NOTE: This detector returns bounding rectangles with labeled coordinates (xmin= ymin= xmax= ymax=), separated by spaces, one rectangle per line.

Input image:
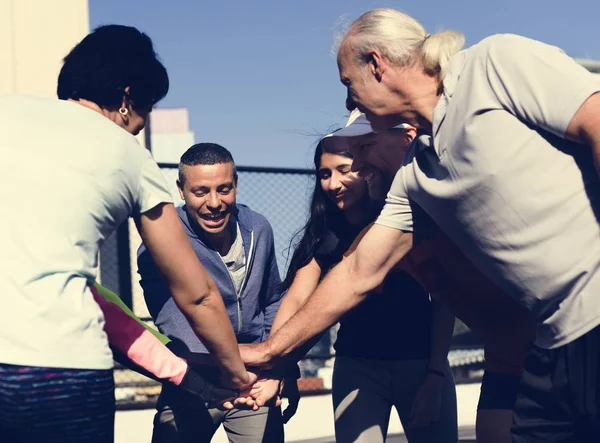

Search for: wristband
xmin=427 ymin=368 xmax=445 ymax=378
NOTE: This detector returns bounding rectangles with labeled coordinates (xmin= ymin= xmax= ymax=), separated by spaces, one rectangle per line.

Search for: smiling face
xmin=177 ymin=162 xmax=237 ymax=240
xmin=318 ymin=152 xmax=367 ymax=211
xmin=347 ymin=128 xmax=416 ymax=200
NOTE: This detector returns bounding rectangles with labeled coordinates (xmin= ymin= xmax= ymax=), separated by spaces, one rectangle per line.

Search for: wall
xmin=0 ymin=0 xmax=89 ymax=98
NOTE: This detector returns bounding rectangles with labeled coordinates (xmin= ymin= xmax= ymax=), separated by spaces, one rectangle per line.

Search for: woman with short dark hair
xmin=0 ymin=25 xmax=249 ymax=443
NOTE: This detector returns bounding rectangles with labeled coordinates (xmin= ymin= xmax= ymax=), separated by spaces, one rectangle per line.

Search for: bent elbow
xmin=172 ymin=280 xmax=214 ymax=313
xmin=345 ymin=258 xmax=387 ymax=296
xmin=189 ymin=284 xmax=214 ymax=308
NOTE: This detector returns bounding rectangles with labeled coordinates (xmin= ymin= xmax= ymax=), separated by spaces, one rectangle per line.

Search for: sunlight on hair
xmin=337 ymin=8 xmax=464 ymax=81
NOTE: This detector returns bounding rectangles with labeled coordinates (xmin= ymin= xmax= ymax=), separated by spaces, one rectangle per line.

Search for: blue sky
xmin=90 ymin=0 xmax=600 ymax=168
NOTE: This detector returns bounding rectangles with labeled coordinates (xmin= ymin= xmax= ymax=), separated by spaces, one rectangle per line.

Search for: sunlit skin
xmin=337 ymin=40 xmax=440 ymax=134
xmin=347 ymin=128 xmax=417 ymax=200
xmin=177 ymin=162 xmax=237 ymax=255
xmin=319 ymin=152 xmax=368 ymax=216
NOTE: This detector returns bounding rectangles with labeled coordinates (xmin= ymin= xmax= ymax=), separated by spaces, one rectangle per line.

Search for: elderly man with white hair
xmin=241 ymin=8 xmax=600 ymax=443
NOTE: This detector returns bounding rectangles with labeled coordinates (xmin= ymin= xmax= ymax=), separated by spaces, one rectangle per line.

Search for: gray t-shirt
xmin=221 ymin=223 xmax=246 ymax=296
xmin=376 ymin=34 xmax=600 ymax=349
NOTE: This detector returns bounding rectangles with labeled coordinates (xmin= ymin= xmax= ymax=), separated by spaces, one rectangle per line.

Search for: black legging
xmin=0 ymin=363 xmax=115 ymax=443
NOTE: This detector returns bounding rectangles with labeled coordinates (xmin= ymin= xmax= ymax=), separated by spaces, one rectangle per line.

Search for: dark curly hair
xmin=57 ymin=24 xmax=169 ymax=110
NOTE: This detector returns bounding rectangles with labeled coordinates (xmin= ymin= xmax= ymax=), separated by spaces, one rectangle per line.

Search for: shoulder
xmin=60 ymin=98 xmax=143 ymax=152
xmin=469 ymin=33 xmax=563 ymax=66
xmin=470 ymin=34 xmax=530 ymax=55
xmin=7 ymin=96 xmax=141 ymax=155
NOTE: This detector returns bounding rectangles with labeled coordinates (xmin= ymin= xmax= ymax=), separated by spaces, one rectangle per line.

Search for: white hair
xmin=338 ymin=8 xmax=465 ymax=81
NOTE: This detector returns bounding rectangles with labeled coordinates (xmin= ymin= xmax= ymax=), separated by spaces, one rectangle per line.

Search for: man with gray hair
xmin=241 ymin=8 xmax=600 ymax=443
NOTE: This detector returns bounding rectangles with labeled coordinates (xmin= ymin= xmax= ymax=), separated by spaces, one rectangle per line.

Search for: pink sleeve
xmin=92 ymin=286 xmax=187 ymax=385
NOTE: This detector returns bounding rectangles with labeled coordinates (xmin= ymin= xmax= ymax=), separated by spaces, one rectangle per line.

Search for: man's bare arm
xmin=566 ymin=91 xmax=600 ymax=176
xmin=262 ymin=224 xmax=413 ymax=362
xmin=138 ymin=203 xmax=248 ymax=388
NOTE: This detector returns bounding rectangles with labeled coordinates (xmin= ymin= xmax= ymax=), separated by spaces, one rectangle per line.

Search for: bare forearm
xmin=266 ymin=227 xmax=413 ymax=361
xmin=241 ymin=227 xmax=413 ymax=369
xmin=428 ymin=299 xmax=455 ymax=372
xmin=272 ymin=259 xmax=321 ymax=334
xmin=139 ymin=204 xmax=248 ymax=388
xmin=271 ymin=294 xmax=303 ymax=334
xmin=266 ymin=260 xmax=371 ymax=361
xmin=172 ymin=283 xmax=247 ymax=387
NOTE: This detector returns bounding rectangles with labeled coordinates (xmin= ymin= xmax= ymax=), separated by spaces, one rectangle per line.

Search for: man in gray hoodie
xmin=138 ymin=143 xmax=290 ymax=443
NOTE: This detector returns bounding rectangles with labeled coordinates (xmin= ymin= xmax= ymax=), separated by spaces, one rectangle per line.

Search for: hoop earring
xmin=119 ymin=107 xmax=129 ymax=116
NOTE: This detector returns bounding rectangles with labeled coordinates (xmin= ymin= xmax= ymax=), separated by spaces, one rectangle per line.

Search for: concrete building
xmin=0 ymin=0 xmax=89 ymax=98
xmin=150 ymin=107 xmax=196 ymax=163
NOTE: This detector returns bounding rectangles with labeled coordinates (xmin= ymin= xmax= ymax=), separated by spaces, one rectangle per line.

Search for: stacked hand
xmin=225 ymin=375 xmax=300 ymax=422
xmin=228 ymin=377 xmax=283 ymax=410
xmin=217 ymin=342 xmax=300 ymax=422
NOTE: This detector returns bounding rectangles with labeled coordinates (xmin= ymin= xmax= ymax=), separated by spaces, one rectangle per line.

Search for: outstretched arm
xmin=138 ymin=203 xmax=249 ymax=389
xmin=270 ymin=259 xmax=321 ymax=334
xmin=243 ymin=224 xmax=414 ymax=366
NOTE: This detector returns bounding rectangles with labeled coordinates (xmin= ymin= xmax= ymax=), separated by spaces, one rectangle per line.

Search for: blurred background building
xmin=0 ymin=0 xmax=89 ymax=98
